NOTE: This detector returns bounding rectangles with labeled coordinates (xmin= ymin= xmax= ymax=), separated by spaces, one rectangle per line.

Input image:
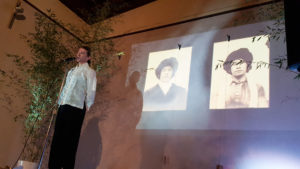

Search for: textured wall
xmin=2 ymin=1 xmax=299 ymax=169
xmin=0 ymin=1 xmax=36 ymax=167
xmin=25 ymin=0 xmax=272 ymax=38
xmin=107 ymin=0 xmax=272 ymax=37
xmin=74 ymin=1 xmax=300 ymax=169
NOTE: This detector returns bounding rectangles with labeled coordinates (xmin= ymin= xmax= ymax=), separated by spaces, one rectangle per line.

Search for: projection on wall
xmin=127 ymin=19 xmax=300 ymax=130
xmin=143 ymin=47 xmax=192 ymax=111
xmin=210 ymin=36 xmax=270 ymax=109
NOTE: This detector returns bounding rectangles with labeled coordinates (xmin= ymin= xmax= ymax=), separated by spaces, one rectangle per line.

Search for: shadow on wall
xmin=74 ymin=78 xmax=112 ymax=169
xmin=121 ymin=71 xmax=144 ymax=131
xmin=75 ymin=71 xmax=143 ymax=169
xmin=75 ymin=116 xmax=102 ymax=169
xmin=100 ymin=71 xmax=143 ymax=169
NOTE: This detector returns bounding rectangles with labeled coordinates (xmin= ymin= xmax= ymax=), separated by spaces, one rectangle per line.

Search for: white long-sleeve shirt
xmin=58 ymin=63 xmax=97 ymax=110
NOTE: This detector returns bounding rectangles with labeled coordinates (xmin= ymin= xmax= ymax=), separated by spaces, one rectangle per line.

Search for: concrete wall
xmin=74 ymin=1 xmax=300 ymax=169
xmin=107 ymin=0 xmax=271 ymax=37
xmin=3 ymin=1 xmax=299 ymax=169
xmin=26 ymin=0 xmax=272 ymax=38
xmin=0 ymin=1 xmax=35 ymax=167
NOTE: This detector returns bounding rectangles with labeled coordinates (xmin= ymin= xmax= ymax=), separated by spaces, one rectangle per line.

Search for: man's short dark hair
xmin=155 ymin=57 xmax=178 ymax=79
xmin=223 ymin=48 xmax=253 ymax=74
xmin=80 ymin=46 xmax=91 ymax=56
xmin=80 ymin=46 xmax=91 ymax=65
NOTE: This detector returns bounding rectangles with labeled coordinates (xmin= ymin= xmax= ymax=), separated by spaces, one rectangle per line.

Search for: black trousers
xmin=48 ymin=104 xmax=85 ymax=169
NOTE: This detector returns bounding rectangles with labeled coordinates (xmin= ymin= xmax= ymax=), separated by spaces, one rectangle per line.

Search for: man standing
xmin=48 ymin=46 xmax=97 ymax=169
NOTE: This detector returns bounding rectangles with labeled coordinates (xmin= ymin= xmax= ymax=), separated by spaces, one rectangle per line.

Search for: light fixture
xmin=8 ymin=0 xmax=26 ymax=29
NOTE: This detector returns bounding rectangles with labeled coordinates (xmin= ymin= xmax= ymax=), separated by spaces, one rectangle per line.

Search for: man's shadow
xmin=75 ymin=116 xmax=102 ymax=169
xmin=75 ymin=71 xmax=143 ymax=169
xmin=122 ymin=71 xmax=144 ymax=130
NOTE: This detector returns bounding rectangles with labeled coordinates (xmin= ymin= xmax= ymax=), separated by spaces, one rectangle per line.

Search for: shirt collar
xmin=77 ymin=62 xmax=89 ymax=69
xmin=231 ymin=76 xmax=247 ymax=85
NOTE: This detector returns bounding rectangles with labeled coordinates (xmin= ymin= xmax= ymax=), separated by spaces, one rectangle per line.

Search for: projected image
xmin=210 ymin=37 xmax=270 ymax=109
xmin=143 ymin=47 xmax=192 ymax=111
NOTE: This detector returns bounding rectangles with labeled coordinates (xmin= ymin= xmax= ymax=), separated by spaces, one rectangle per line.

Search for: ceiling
xmin=59 ymin=0 xmax=156 ymax=25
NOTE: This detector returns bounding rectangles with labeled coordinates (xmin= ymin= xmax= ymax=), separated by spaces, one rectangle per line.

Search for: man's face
xmin=76 ymin=48 xmax=90 ymax=64
xmin=231 ymin=59 xmax=248 ymax=78
xmin=160 ymin=66 xmax=173 ymax=83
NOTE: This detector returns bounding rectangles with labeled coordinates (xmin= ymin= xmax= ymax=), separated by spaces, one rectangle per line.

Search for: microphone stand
xmin=36 ymin=67 xmax=69 ymax=169
xmin=11 ymin=60 xmax=73 ymax=169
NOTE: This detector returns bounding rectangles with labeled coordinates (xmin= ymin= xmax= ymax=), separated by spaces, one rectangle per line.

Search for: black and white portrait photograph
xmin=143 ymin=47 xmax=192 ymax=111
xmin=210 ymin=36 xmax=270 ymax=109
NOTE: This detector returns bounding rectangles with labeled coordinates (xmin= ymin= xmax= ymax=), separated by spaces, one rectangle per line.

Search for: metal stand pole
xmin=11 ymin=67 xmax=69 ymax=169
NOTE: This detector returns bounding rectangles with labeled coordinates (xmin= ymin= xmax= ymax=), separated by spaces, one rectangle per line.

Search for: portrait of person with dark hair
xmin=213 ymin=48 xmax=268 ymax=109
xmin=143 ymin=57 xmax=187 ymax=111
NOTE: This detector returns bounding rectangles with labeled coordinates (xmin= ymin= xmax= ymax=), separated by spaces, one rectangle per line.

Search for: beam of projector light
xmin=237 ymin=151 xmax=300 ymax=169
